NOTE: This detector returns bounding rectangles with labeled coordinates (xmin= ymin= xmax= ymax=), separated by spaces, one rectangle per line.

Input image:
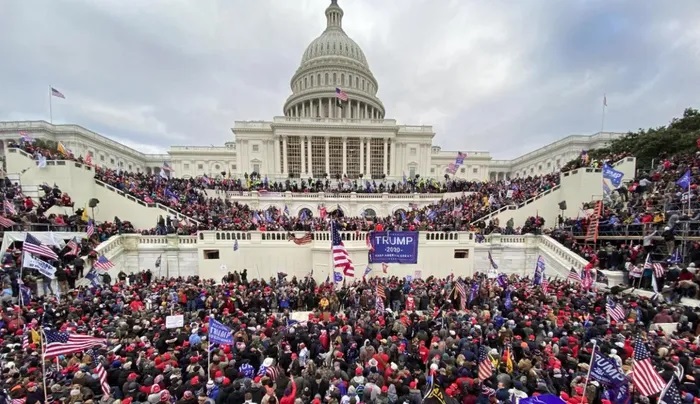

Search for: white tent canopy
xmin=0 ymin=231 xmax=86 ymax=255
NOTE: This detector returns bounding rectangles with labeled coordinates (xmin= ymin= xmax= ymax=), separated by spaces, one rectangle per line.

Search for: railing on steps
xmin=8 ymin=147 xmax=201 ymax=226
xmin=469 ymin=157 xmax=635 ymax=226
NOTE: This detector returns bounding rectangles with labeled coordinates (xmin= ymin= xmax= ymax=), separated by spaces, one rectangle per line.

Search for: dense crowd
xmin=10 ymin=141 xmax=562 ymax=234
xmin=3 ymin=267 xmax=700 ymax=404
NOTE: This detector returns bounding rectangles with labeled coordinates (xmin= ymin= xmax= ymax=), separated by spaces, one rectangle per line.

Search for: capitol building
xmin=0 ymin=0 xmax=622 ymax=182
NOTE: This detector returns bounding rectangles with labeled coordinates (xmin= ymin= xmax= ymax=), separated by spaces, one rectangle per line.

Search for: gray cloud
xmin=1 ymin=0 xmax=698 ymax=159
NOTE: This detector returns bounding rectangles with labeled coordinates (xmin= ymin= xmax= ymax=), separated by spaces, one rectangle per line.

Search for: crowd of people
xmin=3 ymin=268 xmax=700 ymax=404
xmin=2 ymin=141 xmax=700 ymax=403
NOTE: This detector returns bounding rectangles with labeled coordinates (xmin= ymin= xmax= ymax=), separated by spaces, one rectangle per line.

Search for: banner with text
xmin=369 ymin=231 xmax=419 ymax=264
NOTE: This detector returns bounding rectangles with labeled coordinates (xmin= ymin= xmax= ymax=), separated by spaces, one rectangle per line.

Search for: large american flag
xmin=335 ymin=87 xmax=348 ymax=102
xmin=643 ymin=253 xmax=665 ymax=278
xmin=606 ymin=297 xmax=626 ymax=321
xmin=23 ymin=233 xmax=59 ymax=260
xmin=567 ymin=267 xmax=582 ymax=283
xmin=632 ymin=336 xmax=665 ymax=397
xmin=43 ymin=330 xmax=106 ymax=358
xmin=94 ymin=255 xmax=115 ymax=271
xmin=478 ymin=345 xmax=493 ymax=381
xmin=331 ymin=221 xmax=354 ymax=276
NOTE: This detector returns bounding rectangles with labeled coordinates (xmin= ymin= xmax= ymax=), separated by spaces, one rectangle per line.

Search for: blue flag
xmin=497 ymin=273 xmax=508 ymax=288
xmin=504 ymin=288 xmax=512 ymax=310
xmin=602 ymin=164 xmax=624 ymax=188
xmin=208 ymin=318 xmax=233 ymax=345
xmin=533 ymin=256 xmax=545 ymax=285
xmin=677 ymin=170 xmax=691 ymax=190
xmin=333 ymin=271 xmax=343 ymax=283
xmin=589 ymin=349 xmax=630 ymax=404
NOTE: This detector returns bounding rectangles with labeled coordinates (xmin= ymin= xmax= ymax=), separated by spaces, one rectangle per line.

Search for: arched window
xmin=317 ymin=74 xmax=321 ymax=86
xmin=363 ymin=208 xmax=377 ymax=218
xmin=299 ymin=208 xmax=313 ymax=219
xmin=394 ymin=208 xmax=407 ymax=218
xmin=348 ymin=74 xmax=352 ymax=87
xmin=304 ymin=77 xmax=308 ymax=88
xmin=333 ymin=73 xmax=337 ymax=84
xmin=325 ymin=73 xmax=329 ymax=85
xmin=341 ymin=73 xmax=345 ymax=86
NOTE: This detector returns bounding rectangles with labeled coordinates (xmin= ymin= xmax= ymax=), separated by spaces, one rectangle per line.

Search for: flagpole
xmin=600 ymin=94 xmax=607 ymax=132
xmin=40 ymin=329 xmax=49 ymax=403
xmin=49 ymin=86 xmax=53 ymax=124
xmin=580 ymin=339 xmax=597 ymax=401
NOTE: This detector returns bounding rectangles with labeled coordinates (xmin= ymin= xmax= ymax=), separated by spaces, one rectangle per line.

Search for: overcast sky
xmin=1 ymin=0 xmax=698 ymax=158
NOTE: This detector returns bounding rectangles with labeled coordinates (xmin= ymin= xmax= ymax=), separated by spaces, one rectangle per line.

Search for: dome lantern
xmin=325 ymin=0 xmax=344 ymax=31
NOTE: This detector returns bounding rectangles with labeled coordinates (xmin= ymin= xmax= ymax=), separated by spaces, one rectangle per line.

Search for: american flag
xmin=632 ymin=336 xmax=665 ymax=397
xmin=331 ymin=221 xmax=354 ymax=277
xmin=541 ymin=277 xmax=549 ymax=292
xmin=19 ymin=131 xmax=33 ymax=143
xmin=455 ymin=281 xmax=467 ymax=311
xmin=86 ymin=347 xmax=111 ymax=397
xmin=567 ymin=267 xmax=582 ymax=283
xmin=4 ymin=199 xmax=16 ymax=215
xmin=478 ymin=345 xmax=493 ymax=381
xmin=0 ymin=216 xmax=16 ymax=228
xmin=94 ymin=255 xmax=115 ymax=271
xmin=86 ymin=219 xmax=95 ymax=238
xmin=643 ymin=253 xmax=665 ymax=278
xmin=22 ymin=328 xmax=29 ymax=350
xmin=12 ymin=398 xmax=26 ymax=404
xmin=51 ymin=87 xmax=66 ymax=99
xmin=335 ymin=87 xmax=348 ymax=102
xmin=659 ymin=377 xmax=683 ymax=404
xmin=23 ymin=233 xmax=59 ymax=260
xmin=65 ymin=239 xmax=80 ymax=256
xmin=376 ymin=284 xmax=386 ymax=300
xmin=375 ymin=295 xmax=384 ymax=312
xmin=288 ymin=232 xmax=312 ymax=245
xmin=95 ymin=362 xmax=110 ymax=396
xmin=43 ymin=330 xmax=106 ymax=358
xmin=606 ymin=297 xmax=626 ymax=321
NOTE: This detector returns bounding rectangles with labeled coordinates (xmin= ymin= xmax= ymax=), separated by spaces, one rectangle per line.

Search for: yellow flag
xmin=81 ymin=205 xmax=89 ymax=222
xmin=57 ymin=142 xmax=69 ymax=156
xmin=30 ymin=329 xmax=41 ymax=345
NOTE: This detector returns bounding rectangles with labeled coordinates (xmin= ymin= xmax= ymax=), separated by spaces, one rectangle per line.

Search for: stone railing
xmin=470 ymin=156 xmax=634 ymax=225
xmin=207 ymin=189 xmax=465 ymax=205
xmin=8 ymin=148 xmax=201 ymax=225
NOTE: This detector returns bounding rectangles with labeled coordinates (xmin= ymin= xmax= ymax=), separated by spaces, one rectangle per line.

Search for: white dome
xmin=283 ymin=0 xmax=385 ymax=119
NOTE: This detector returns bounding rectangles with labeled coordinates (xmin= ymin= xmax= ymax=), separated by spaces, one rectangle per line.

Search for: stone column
xmin=390 ymin=139 xmax=397 ymax=178
xmin=366 ymin=139 xmax=372 ymax=177
xmin=359 ymin=138 xmax=364 ymax=175
xmin=364 ymin=103 xmax=368 ymax=119
xmin=282 ymin=136 xmax=288 ymax=175
xmin=342 ymin=137 xmax=347 ymax=176
xmin=300 ymin=136 xmax=306 ymax=176
xmin=325 ymin=137 xmax=330 ymax=176
xmin=327 ymin=98 xmax=332 ymax=119
xmin=307 ymin=136 xmax=313 ymax=177
xmin=383 ymin=138 xmax=388 ymax=176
